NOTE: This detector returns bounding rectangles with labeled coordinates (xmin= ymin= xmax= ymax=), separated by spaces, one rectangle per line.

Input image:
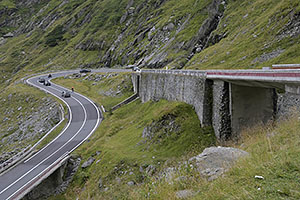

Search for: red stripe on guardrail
xmin=206 ymin=72 xmax=300 ymax=78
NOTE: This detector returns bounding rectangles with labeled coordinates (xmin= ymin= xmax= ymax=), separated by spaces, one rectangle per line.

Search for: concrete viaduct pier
xmin=134 ymin=67 xmax=300 ymax=142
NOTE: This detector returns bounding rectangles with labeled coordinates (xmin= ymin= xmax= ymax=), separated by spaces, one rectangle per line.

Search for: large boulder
xmin=189 ymin=146 xmax=249 ymax=181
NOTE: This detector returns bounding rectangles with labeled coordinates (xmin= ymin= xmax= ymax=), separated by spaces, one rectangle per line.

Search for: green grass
xmin=186 ymin=0 xmax=300 ymax=69
xmin=124 ymin=116 xmax=300 ymax=199
xmin=0 ymin=0 xmax=16 ymax=9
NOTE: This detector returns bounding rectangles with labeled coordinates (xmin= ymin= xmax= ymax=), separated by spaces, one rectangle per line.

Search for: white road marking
xmin=23 ymin=78 xmax=73 ymax=163
xmin=49 ymin=81 xmax=102 ymax=152
xmin=0 ymin=72 xmax=102 ymax=199
xmin=0 ymin=76 xmax=88 ymax=198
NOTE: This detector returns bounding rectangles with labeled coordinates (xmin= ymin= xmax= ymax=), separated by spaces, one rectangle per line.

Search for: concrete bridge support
xmin=137 ymin=71 xmax=281 ymax=142
xmin=212 ymin=81 xmax=277 ymax=141
xmin=230 ymin=84 xmax=277 ymax=138
xmin=212 ymin=80 xmax=231 ymax=141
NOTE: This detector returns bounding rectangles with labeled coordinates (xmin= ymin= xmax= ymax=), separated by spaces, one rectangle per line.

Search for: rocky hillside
xmin=0 ymin=83 xmax=61 ymax=171
xmin=1 ymin=0 xmax=299 ymax=90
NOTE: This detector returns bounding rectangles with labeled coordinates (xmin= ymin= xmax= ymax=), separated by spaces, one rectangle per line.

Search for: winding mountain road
xmin=0 ymin=69 xmax=130 ymax=200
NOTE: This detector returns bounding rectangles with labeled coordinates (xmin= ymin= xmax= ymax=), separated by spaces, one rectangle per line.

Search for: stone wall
xmin=212 ymin=80 xmax=231 ymax=141
xmin=277 ymin=90 xmax=300 ymax=118
xmin=139 ymin=72 xmax=212 ymax=126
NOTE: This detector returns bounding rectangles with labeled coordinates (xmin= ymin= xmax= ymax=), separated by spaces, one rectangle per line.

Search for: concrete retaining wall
xmin=139 ymin=72 xmax=212 ymax=126
xmin=137 ymin=71 xmax=300 ymax=142
xmin=277 ymin=91 xmax=300 ymax=118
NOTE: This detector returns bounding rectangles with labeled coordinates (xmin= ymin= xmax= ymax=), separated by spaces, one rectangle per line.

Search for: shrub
xmin=45 ymin=25 xmax=65 ymax=47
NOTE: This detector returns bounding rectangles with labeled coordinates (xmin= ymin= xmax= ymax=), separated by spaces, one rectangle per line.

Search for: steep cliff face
xmin=0 ymin=0 xmax=50 ymax=35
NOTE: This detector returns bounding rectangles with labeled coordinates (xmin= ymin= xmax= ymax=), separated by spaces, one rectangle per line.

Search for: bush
xmin=45 ymin=25 xmax=65 ymax=47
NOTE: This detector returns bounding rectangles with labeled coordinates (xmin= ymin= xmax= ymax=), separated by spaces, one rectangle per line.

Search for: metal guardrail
xmin=141 ymin=69 xmax=206 ymax=77
xmin=272 ymin=64 xmax=300 ymax=69
xmin=111 ymin=93 xmax=139 ymax=111
xmin=141 ymin=67 xmax=300 ymax=83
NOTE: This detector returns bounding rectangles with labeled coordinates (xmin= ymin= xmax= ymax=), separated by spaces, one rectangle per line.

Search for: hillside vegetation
xmin=0 ymin=83 xmax=62 ymax=167
xmin=0 ymin=0 xmax=299 ymax=91
xmin=0 ymin=0 xmax=299 ymax=199
xmin=52 ymin=73 xmax=300 ymax=199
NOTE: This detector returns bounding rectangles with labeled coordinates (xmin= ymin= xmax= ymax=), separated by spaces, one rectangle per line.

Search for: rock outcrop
xmin=0 ymin=0 xmax=227 ymax=71
xmin=0 ymin=95 xmax=61 ymax=168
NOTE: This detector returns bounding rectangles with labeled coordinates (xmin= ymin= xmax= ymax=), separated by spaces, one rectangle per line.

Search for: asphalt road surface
xmin=0 ymin=69 xmax=130 ymax=200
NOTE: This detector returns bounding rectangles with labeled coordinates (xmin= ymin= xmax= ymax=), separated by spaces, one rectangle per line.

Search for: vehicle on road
xmin=48 ymin=74 xmax=52 ymax=78
xmin=80 ymin=69 xmax=91 ymax=73
xmin=62 ymin=91 xmax=71 ymax=98
xmin=132 ymin=66 xmax=141 ymax=72
xmin=38 ymin=78 xmax=45 ymax=83
xmin=44 ymin=81 xmax=51 ymax=86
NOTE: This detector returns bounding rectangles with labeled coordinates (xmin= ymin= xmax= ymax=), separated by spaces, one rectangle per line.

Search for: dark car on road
xmin=62 ymin=91 xmax=71 ymax=98
xmin=44 ymin=81 xmax=51 ymax=86
xmin=132 ymin=67 xmax=141 ymax=72
xmin=80 ymin=69 xmax=91 ymax=73
xmin=38 ymin=78 xmax=46 ymax=83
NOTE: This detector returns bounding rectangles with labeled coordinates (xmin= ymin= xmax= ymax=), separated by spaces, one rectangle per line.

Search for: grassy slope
xmin=128 ymin=116 xmax=300 ymax=199
xmin=191 ymin=117 xmax=300 ymax=199
xmin=51 ymin=73 xmax=215 ymax=199
xmin=186 ymin=0 xmax=300 ymax=69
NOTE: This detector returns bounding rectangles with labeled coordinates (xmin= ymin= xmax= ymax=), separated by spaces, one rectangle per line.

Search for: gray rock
xmin=148 ymin=26 xmax=156 ymax=40
xmin=163 ymin=23 xmax=175 ymax=31
xmin=127 ymin=181 xmax=135 ymax=186
xmin=251 ymin=49 xmax=285 ymax=64
xmin=98 ymin=177 xmax=103 ymax=189
xmin=81 ymin=157 xmax=95 ymax=169
xmin=175 ymin=189 xmax=195 ymax=199
xmin=115 ymin=177 xmax=121 ymax=184
xmin=96 ymin=159 xmax=101 ymax=164
xmin=189 ymin=147 xmax=248 ymax=181
xmin=175 ymin=176 xmax=187 ymax=182
xmin=139 ymin=165 xmax=144 ymax=173
xmin=128 ymin=7 xmax=135 ymax=15
xmin=3 ymin=32 xmax=14 ymax=38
